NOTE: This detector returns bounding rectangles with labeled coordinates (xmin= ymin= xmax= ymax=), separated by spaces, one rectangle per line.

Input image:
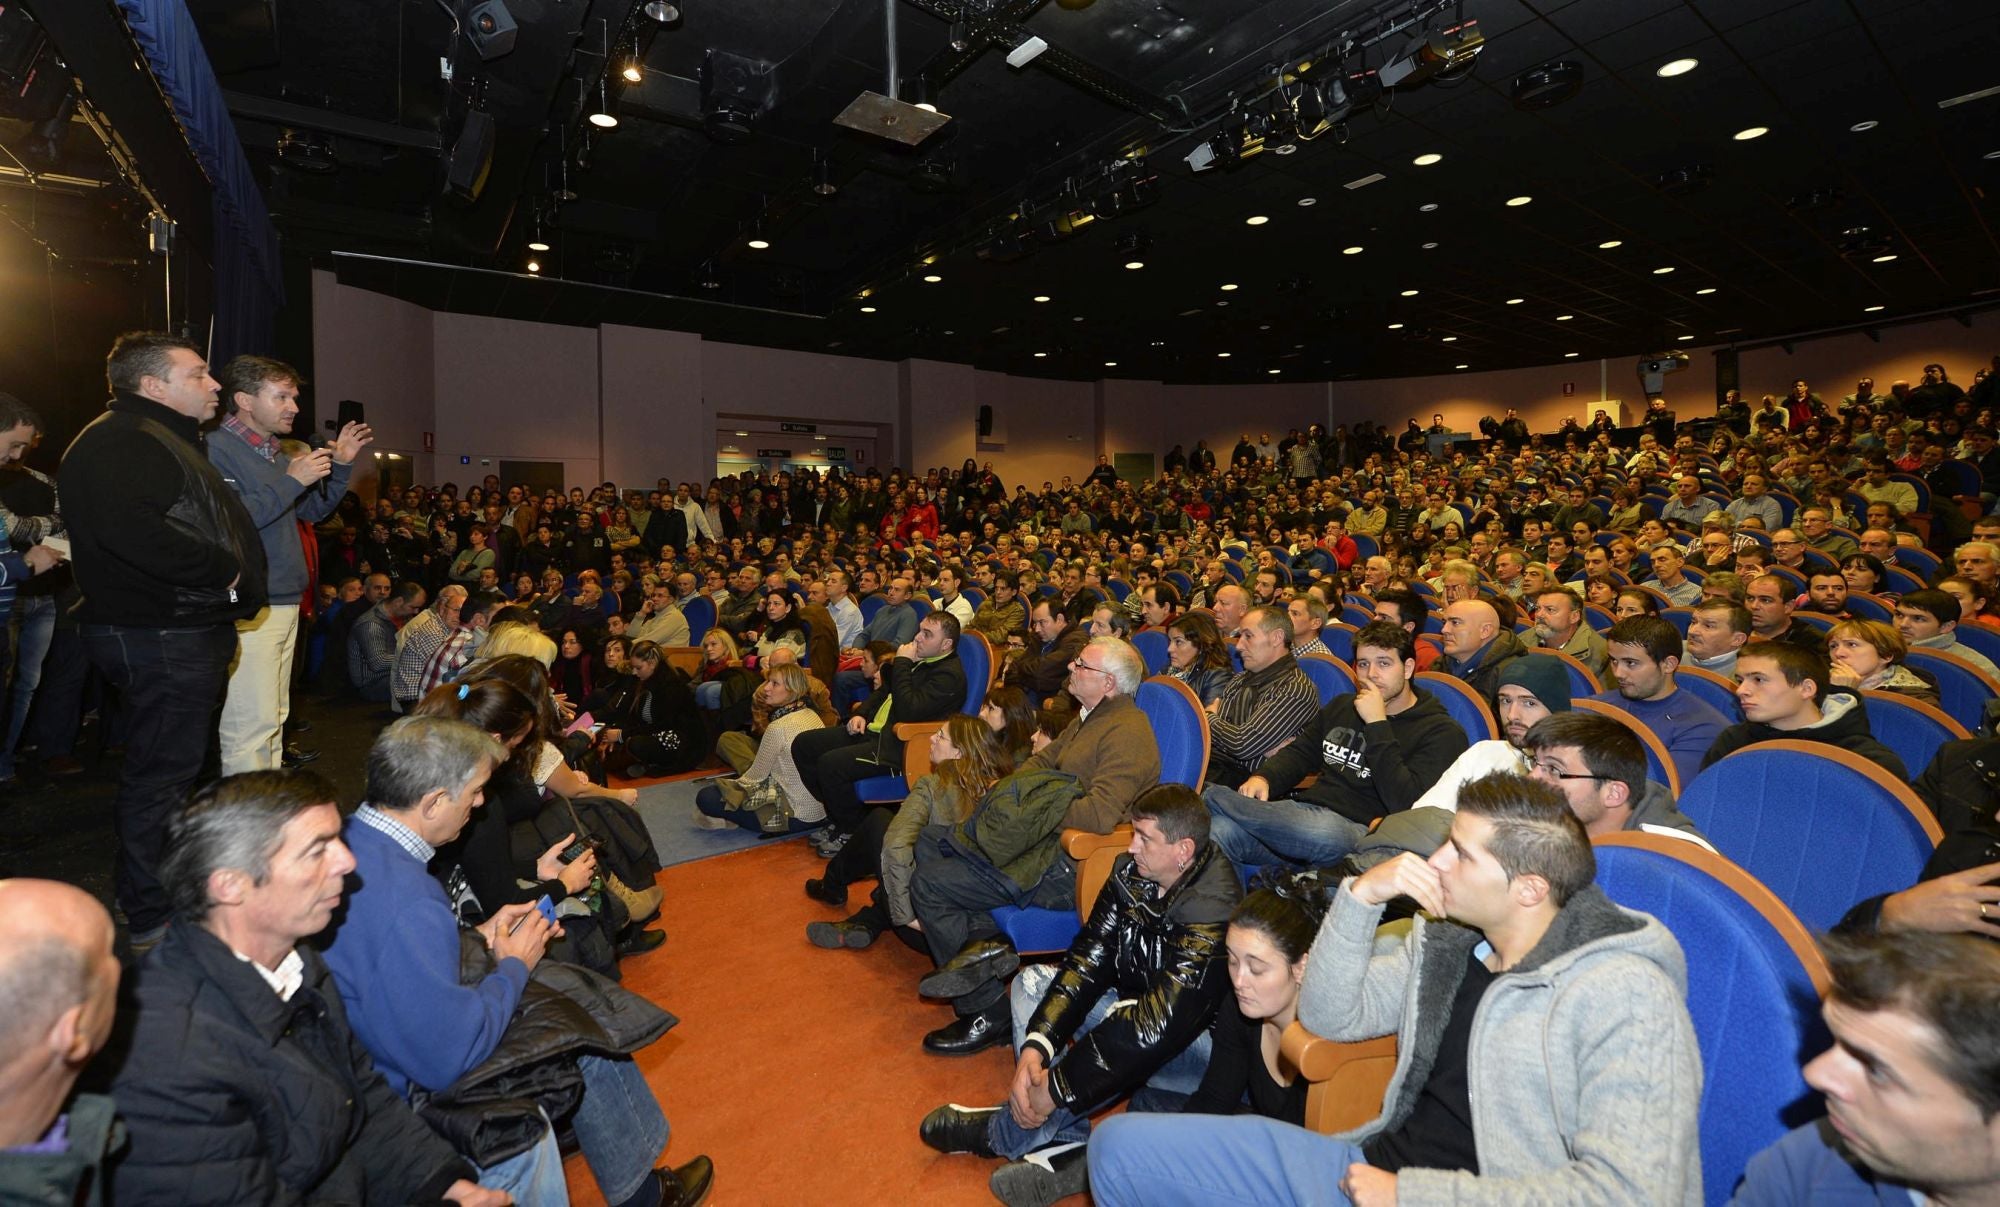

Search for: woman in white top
xmin=693 ymin=662 xmax=826 ymax=833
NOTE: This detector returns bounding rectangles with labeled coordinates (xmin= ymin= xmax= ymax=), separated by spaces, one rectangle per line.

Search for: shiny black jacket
xmin=1024 ymin=842 xmax=1242 ymax=1111
xmin=59 ymin=392 xmax=266 ymax=628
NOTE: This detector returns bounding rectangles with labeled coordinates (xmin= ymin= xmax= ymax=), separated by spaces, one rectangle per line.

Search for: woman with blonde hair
xmin=692 ymin=661 xmax=826 ymax=835
xmin=482 ymin=619 xmax=557 ymax=666
xmin=805 ymin=713 xmax=1013 ymax=951
xmin=1827 ymin=618 xmax=1941 ymax=707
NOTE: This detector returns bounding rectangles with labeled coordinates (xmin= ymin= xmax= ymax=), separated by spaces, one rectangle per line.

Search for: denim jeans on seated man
xmin=1088 ymin=1112 xmax=1368 ymax=1206
xmin=564 ymin=1054 xmax=671 ymax=1205
xmin=1202 ymin=783 xmax=1372 ymax=871
xmin=980 ymin=963 xmax=1213 ymax=1160
xmin=474 ymin=1109 xmax=569 ymax=1207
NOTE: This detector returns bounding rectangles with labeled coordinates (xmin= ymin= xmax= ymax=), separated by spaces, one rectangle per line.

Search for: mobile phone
xmin=510 ymin=895 xmax=559 ymax=933
xmin=559 ymin=839 xmax=591 ymax=865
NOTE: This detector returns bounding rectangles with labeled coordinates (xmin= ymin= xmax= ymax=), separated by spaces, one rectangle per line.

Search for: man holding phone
xmin=323 ymin=716 xmax=712 ymax=1207
xmin=208 ymin=355 xmax=372 ymax=774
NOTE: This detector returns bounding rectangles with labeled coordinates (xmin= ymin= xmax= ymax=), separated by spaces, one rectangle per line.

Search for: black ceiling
xmin=188 ymin=0 xmax=2000 ymax=383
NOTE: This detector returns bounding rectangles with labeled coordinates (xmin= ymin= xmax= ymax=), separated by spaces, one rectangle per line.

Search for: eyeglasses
xmin=1068 ymin=659 xmax=1113 ymax=677
xmin=1531 ymin=760 xmax=1609 ymax=782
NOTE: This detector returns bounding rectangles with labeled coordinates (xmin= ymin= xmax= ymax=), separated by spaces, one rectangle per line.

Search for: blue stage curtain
xmin=114 ymin=0 xmax=283 ymax=364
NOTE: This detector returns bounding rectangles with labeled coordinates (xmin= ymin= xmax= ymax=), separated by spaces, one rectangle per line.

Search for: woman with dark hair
xmin=601 ymin=640 xmax=705 ymax=778
xmin=979 ymin=684 xmax=1038 ymax=762
xmin=755 ymin=587 xmax=809 ymax=666
xmin=805 ymin=714 xmax=1014 ymax=947
xmin=1841 ymin=552 xmax=1891 ymax=600
xmin=1583 ymin=574 xmax=1619 ymax=610
xmin=412 ymin=678 xmax=664 ymax=962
xmin=551 ymin=628 xmax=595 ymax=703
xmin=1613 ymin=587 xmax=1661 ymax=621
xmin=1166 ymin=612 xmax=1235 ymax=705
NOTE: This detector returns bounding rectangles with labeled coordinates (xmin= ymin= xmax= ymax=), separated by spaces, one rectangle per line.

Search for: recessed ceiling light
xmin=1556 ymin=314 xmax=1574 ymax=321
xmin=1505 ymin=298 xmax=1524 ymax=305
xmin=1872 ymin=253 xmax=1897 ymax=263
xmin=1387 ymin=323 xmax=1405 ymax=330
xmin=1850 ymin=119 xmax=1879 ymax=132
xmin=1413 ymin=152 xmax=1443 ymax=166
xmin=528 ymin=238 xmax=551 ymax=252
xmin=1441 ymin=336 xmax=1458 ymax=342
xmin=1653 ymin=266 xmax=1676 ymax=274
xmin=1696 ymin=287 xmax=1717 ymax=295
xmin=859 ymin=306 xmax=876 ymax=313
xmin=1422 ymin=241 xmax=1439 ymax=249
xmin=1033 ymin=352 xmax=1047 ymax=358
xmin=1506 ymin=195 xmax=1533 ymax=207
xmin=1564 ymin=352 xmax=1579 ymax=358
xmin=1733 ymin=126 xmax=1768 ymax=141
xmin=1657 ymin=58 xmax=1698 ymax=78
xmin=1267 ymin=369 xmax=1281 ymax=375
xmin=1342 ymin=246 xmax=1364 ymax=255
xmin=1865 ymin=304 xmax=1885 ymax=312
xmin=1217 ymin=352 xmax=1232 ymax=358
xmin=1598 ymin=240 xmax=1623 ymax=249
xmin=1297 ymin=197 xmax=1317 ymax=207
xmin=1104 ymin=361 xmax=1118 ymax=367
xmin=1273 ymin=143 xmax=1298 ymax=156
xmin=1220 ymin=283 xmax=1239 ymax=291
xmin=1986 ymin=150 xmax=2000 ymax=160
xmin=1215 ymin=301 xmax=1230 ymax=307
xmin=747 ymin=238 xmax=770 ymax=249
xmin=1677 ymin=334 xmax=1694 ymax=341
xmin=1419 ymin=203 xmax=1439 ymax=212
xmin=1400 ymin=289 xmax=1420 ymax=297
xmin=1124 ymin=260 xmax=1146 ymax=269
xmin=1455 ymin=363 xmax=1469 ymax=369
xmin=1033 ymin=295 xmax=1051 ymax=302
xmin=923 ymin=274 xmax=942 ymax=283
xmin=588 ymin=112 xmax=618 ymax=129
xmin=525 ymin=259 xmax=541 ymax=273
xmin=1245 ymin=215 xmax=1270 ymax=225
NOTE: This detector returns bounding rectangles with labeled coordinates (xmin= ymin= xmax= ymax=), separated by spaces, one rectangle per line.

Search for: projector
xmin=1636 ymin=352 xmax=1689 ymax=398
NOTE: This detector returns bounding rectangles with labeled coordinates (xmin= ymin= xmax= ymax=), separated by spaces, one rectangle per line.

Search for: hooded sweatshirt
xmin=1300 ymin=882 xmax=1703 ymax=1205
xmin=1701 ymin=688 xmax=1907 ymax=779
xmin=1253 ymin=686 xmax=1470 ymax=825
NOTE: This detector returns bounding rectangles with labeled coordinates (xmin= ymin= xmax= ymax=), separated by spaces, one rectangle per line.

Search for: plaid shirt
xmin=352 ymin=805 xmax=434 ymax=862
xmin=220 ymin=413 xmax=280 ymax=463
xmin=419 ymin=627 xmax=481 ymax=697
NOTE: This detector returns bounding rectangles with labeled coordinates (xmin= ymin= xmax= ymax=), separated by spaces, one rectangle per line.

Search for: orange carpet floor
xmin=559 ymin=836 xmax=1022 ymax=1206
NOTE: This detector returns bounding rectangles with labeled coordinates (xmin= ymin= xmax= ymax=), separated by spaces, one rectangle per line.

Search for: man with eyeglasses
xmin=1799 ymin=508 xmax=1858 ymax=561
xmin=913 ymin=637 xmax=1157 ymax=1055
xmin=1522 ymin=712 xmax=1711 ymax=847
xmin=1768 ymin=529 xmax=1811 ymax=573
xmin=630 ymin=580 xmax=689 ymax=647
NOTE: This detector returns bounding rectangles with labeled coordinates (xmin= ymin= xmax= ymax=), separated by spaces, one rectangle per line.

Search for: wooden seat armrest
xmin=892 ymin=721 xmax=945 ymax=742
xmin=1062 ymin=826 xmax=1133 ymax=859
xmin=1282 ymin=1024 xmax=1396 ymax=1081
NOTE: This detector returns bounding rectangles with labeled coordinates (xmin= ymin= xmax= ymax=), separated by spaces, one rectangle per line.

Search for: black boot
xmin=919 ymin=1103 xmax=1001 ymax=1156
xmin=990 ymin=1143 xmax=1089 ymax=1207
xmin=917 ymin=937 xmax=1020 ymax=1000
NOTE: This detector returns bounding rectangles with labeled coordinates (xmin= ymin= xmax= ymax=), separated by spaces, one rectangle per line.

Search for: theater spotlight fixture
xmin=643 ymin=1 xmax=680 ymax=21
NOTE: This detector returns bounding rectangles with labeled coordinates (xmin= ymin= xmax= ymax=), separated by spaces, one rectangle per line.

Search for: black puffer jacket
xmin=110 ymin=924 xmax=470 ymax=1205
xmin=59 ymin=391 xmax=266 ymax=628
xmin=1023 ymin=842 xmax=1243 ymax=1111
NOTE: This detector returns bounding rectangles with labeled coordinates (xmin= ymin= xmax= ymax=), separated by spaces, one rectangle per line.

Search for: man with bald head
xmin=1211 ymin=584 xmax=1250 ymax=643
xmin=1440 ymin=598 xmax=1529 ymax=706
xmin=0 ymin=880 xmax=121 ymax=1193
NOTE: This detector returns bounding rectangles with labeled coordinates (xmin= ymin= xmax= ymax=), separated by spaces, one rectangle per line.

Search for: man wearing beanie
xmin=1346 ymin=654 xmax=1576 ymax=866
xmin=1202 ymin=621 xmax=1469 ymax=871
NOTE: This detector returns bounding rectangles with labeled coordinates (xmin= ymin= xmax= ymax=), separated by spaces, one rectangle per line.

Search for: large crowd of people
xmin=0 ymin=331 xmax=1998 ymax=1204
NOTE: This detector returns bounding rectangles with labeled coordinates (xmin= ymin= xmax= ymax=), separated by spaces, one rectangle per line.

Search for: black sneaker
xmin=919 ymin=1103 xmax=1000 ymax=1157
xmin=990 ymin=1144 xmax=1090 ymax=1207
xmin=806 ymin=920 xmax=877 ymax=949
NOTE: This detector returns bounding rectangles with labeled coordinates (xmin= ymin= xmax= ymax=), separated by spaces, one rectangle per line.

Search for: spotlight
xmin=810 ymin=151 xmax=838 ymax=196
xmin=525 ymin=258 xmax=541 ymax=273
xmin=947 ymin=20 xmax=971 ymax=52
xmin=463 ymin=0 xmax=518 ymax=60
xmin=643 ymin=1 xmax=680 ymax=21
xmin=1512 ymin=60 xmax=1583 ymax=109
xmin=1378 ymin=22 xmax=1485 ymax=89
xmin=621 ymin=58 xmax=644 ymax=84
xmin=276 ymin=127 xmax=338 ymax=175
xmin=1115 ymin=230 xmax=1152 ymax=259
xmin=697 ymin=259 xmax=721 ymax=289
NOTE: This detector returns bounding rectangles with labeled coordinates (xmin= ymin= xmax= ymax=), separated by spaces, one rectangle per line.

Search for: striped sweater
xmin=1207 ymin=654 xmax=1321 ymax=787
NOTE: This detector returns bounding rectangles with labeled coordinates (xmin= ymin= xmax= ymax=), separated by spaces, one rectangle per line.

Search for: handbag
xmin=721 ymin=775 xmax=796 ymax=834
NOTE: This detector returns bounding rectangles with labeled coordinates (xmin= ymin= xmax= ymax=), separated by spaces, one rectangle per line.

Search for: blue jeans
xmin=0 ymin=595 xmax=56 ymax=776
xmin=1088 ymin=1113 xmax=1365 ymax=1206
xmin=982 ymin=964 xmax=1213 ymax=1160
xmin=571 ymin=1054 xmax=669 ymax=1203
xmin=1204 ymin=784 xmax=1371 ymax=870
xmin=693 ymin=679 xmax=723 ymax=709
xmin=82 ymin=622 xmax=237 ymax=936
xmin=477 ymin=1110 xmax=570 ymax=1207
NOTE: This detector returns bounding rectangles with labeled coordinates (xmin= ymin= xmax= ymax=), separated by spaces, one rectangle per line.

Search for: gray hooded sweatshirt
xmin=1300 ymin=882 xmax=1703 ymax=1205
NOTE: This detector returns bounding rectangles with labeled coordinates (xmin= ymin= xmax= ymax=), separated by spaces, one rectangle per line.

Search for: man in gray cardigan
xmin=1088 ymin=770 xmax=1703 ymax=1206
xmin=208 ymin=356 xmax=371 ymax=772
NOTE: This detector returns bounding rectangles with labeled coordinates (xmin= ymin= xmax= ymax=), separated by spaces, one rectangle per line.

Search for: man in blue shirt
xmin=321 ymin=716 xmax=711 ymax=1207
xmin=1592 ymin=617 xmax=1732 ymax=787
xmin=1733 ymin=931 xmax=2000 ymax=1205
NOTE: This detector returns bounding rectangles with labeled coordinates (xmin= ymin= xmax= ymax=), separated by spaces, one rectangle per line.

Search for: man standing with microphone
xmin=208 ymin=356 xmax=371 ymax=773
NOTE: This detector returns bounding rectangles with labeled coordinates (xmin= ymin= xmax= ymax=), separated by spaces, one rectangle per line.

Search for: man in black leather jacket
xmin=60 ymin=332 xmax=265 ymax=950
xmin=1839 ymin=737 xmax=2000 ymax=939
xmin=920 ymin=784 xmax=1241 ymax=1206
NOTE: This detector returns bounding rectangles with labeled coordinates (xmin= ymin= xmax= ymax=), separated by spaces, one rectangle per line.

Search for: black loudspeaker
xmin=443 ymin=111 xmax=496 ymax=202
xmin=464 ymin=0 xmax=518 ymax=60
xmin=977 ymin=405 xmax=993 ymax=437
xmin=1715 ymin=348 xmax=1738 ymax=406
